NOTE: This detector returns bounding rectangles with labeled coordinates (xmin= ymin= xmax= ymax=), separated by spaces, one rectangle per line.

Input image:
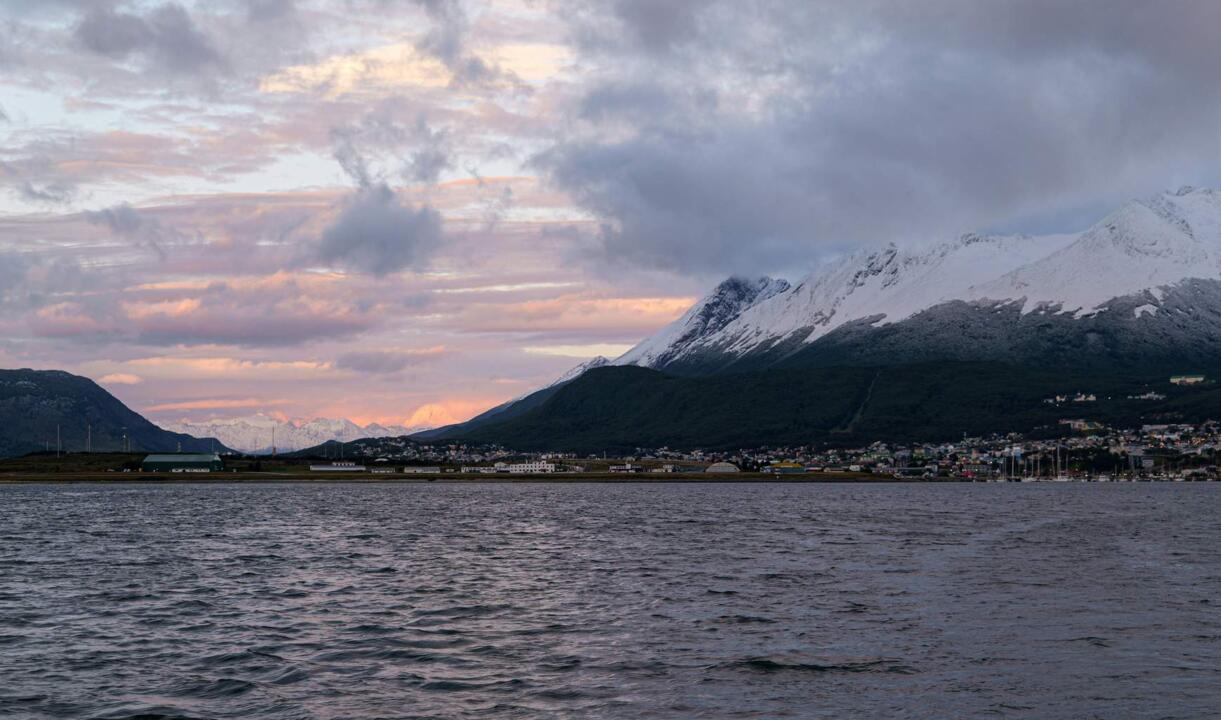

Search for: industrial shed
xmin=141 ymin=453 xmax=223 ymax=472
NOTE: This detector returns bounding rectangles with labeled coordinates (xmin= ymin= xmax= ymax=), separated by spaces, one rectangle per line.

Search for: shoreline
xmin=0 ymin=471 xmax=920 ymax=484
xmin=2 ymin=474 xmax=1207 ymax=484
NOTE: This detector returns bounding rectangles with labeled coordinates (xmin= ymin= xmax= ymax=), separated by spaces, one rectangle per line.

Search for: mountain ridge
xmin=609 ymin=187 xmax=1221 ymax=375
xmin=422 ymin=188 xmax=1221 ymax=450
xmin=0 ymin=369 xmax=228 ymax=458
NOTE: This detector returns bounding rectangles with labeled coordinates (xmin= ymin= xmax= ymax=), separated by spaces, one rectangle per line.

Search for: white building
xmin=401 ymin=466 xmax=442 ymax=473
xmin=310 ymin=461 xmax=366 ymax=472
xmin=507 ymin=461 xmax=556 ymax=474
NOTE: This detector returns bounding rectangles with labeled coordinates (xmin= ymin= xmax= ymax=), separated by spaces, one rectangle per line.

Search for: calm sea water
xmin=0 ymin=482 xmax=1218 ymax=719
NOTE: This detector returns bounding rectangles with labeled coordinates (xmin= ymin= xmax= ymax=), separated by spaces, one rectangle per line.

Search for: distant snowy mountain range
xmin=611 ymin=186 xmax=1221 ymax=374
xmin=160 ymin=414 xmax=424 ymax=454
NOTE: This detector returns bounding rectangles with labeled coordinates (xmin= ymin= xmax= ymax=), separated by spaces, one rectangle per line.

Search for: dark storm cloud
xmin=74 ymin=3 xmax=222 ymax=74
xmin=319 ymin=112 xmax=449 ymax=275
xmin=544 ymin=0 xmax=1221 ymax=276
xmin=317 ymin=184 xmax=443 ymax=276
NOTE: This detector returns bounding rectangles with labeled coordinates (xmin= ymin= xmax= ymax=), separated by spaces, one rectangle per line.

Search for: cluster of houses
xmin=627 ymin=421 xmax=1221 ymax=481
xmin=141 ymin=409 xmax=1220 ymax=482
xmin=310 ymin=460 xmax=565 ymax=474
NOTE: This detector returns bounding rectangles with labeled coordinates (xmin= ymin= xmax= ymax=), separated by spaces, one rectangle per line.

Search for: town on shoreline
xmin=4 ymin=420 xmax=1219 ymax=483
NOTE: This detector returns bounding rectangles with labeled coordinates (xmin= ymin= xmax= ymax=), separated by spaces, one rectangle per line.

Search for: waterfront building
xmin=141 ymin=453 xmax=223 ymax=472
xmin=507 ymin=461 xmax=556 ymax=474
xmin=309 ymin=461 xmax=366 ymax=472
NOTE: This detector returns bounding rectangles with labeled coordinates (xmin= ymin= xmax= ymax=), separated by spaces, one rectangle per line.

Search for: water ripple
xmin=0 ymin=482 xmax=1218 ymax=718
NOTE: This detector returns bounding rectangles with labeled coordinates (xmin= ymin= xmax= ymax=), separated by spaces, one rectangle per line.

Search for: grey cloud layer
xmin=544 ymin=0 xmax=1221 ymax=275
xmin=335 ymin=349 xmax=439 ymax=374
xmin=5 ymin=1 xmax=1220 ymax=286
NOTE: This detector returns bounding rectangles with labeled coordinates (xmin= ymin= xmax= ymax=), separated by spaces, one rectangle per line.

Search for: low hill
xmin=0 ymin=369 xmax=228 ymax=458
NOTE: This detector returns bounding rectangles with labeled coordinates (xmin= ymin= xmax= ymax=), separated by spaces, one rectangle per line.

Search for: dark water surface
xmin=1 ymin=483 xmax=1218 ymax=719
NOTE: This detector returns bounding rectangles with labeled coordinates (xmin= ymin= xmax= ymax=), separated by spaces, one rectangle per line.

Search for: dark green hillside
xmin=0 ymin=369 xmax=227 ymax=458
xmin=447 ymin=364 xmax=1216 ymax=452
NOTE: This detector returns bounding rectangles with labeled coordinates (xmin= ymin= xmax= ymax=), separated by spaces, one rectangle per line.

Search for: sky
xmin=1 ymin=0 xmax=1220 ymax=429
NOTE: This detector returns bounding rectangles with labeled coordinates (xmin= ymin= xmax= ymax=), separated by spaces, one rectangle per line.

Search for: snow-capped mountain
xmin=160 ymin=414 xmax=424 ymax=453
xmin=615 ymin=277 xmax=790 ymax=369
xmin=613 ymin=187 xmax=1221 ymax=374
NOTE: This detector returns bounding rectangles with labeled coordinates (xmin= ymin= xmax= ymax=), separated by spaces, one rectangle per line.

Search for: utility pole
xmin=87 ymin=424 xmax=92 ymax=454
xmin=56 ymin=424 xmax=61 ymax=458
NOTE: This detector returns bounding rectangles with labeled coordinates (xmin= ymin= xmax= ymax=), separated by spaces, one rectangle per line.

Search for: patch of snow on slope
xmin=613 ymin=187 xmax=1221 ymax=370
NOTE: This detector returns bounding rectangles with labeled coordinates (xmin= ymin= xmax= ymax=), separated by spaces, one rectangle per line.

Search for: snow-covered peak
xmin=614 ymin=187 xmax=1221 ymax=371
xmin=615 ymin=276 xmax=790 ymax=368
xmin=158 ymin=414 xmax=421 ymax=453
xmin=968 ymin=188 xmax=1221 ymax=313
